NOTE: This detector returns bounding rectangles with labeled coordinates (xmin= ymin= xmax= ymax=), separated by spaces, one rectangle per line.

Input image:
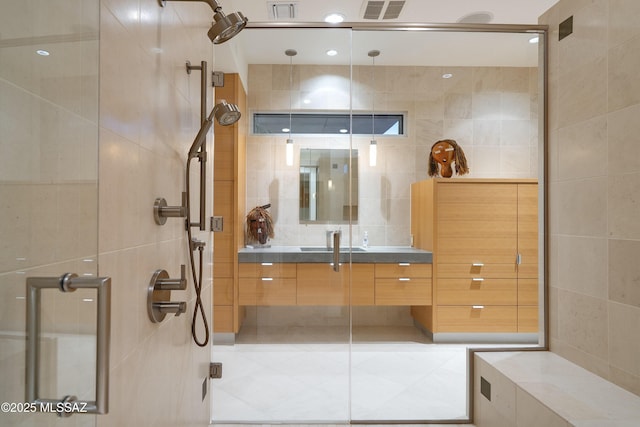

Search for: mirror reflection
xmin=299 ymin=149 xmax=358 ymax=223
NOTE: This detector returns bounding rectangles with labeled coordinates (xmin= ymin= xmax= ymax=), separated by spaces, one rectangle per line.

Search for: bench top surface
xmin=476 ymin=351 xmax=640 ymax=425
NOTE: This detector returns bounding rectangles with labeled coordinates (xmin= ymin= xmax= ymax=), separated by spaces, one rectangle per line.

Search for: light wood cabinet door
xmin=411 ymin=179 xmax=539 ymax=335
xmin=517 ymin=183 xmax=538 ymax=278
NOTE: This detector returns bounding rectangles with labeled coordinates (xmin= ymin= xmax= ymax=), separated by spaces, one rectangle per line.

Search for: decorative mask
xmin=428 ymin=139 xmax=469 ymax=178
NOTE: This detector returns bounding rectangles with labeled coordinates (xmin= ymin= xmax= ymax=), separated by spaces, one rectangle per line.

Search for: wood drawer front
xmin=518 ymin=306 xmax=538 ymax=332
xmin=238 ymin=262 xmax=296 ymax=278
xmin=518 ymin=278 xmax=538 ymax=306
xmin=352 ymin=264 xmax=375 ymax=306
xmin=238 ymin=277 xmax=296 ymax=305
xmin=296 ymin=263 xmax=348 ymax=305
xmin=213 ymin=277 xmax=234 ymax=305
xmin=375 ymin=263 xmax=432 ymax=279
xmin=436 ymin=306 xmax=518 ymax=332
xmin=436 ymin=263 xmax=517 ymax=279
xmin=375 ymin=278 xmax=432 ymax=306
xmin=436 ymin=278 xmax=517 ymax=305
xmin=436 ymin=238 xmax=518 ymax=264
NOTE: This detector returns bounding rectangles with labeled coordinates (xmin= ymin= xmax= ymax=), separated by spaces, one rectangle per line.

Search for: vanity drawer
xmin=296 ymin=263 xmax=374 ymax=306
xmin=238 ymin=262 xmax=296 ymax=278
xmin=238 ymin=277 xmax=296 ymax=305
xmin=436 ymin=278 xmax=517 ymax=305
xmin=436 ymin=263 xmax=517 ymax=279
xmin=375 ymin=277 xmax=432 ymax=306
xmin=436 ymin=305 xmax=517 ymax=332
xmin=375 ymin=263 xmax=432 ymax=279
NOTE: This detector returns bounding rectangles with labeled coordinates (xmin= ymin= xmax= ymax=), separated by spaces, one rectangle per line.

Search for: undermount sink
xmin=299 ymin=246 xmax=367 ymax=252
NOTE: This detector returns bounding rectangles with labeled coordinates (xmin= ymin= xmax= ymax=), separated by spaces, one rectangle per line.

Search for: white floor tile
xmin=211 ymin=326 xmax=475 ymax=423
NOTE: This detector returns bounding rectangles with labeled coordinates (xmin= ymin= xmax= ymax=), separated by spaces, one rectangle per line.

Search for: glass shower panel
xmin=0 ymin=0 xmax=100 ymax=425
xmin=210 ymin=27 xmax=354 ymax=423
xmin=350 ymin=28 xmax=543 ymax=422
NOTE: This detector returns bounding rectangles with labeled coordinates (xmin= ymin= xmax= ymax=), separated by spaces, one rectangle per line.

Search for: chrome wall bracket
xmin=147 ymin=265 xmax=187 ymax=323
xmin=153 ymin=194 xmax=187 ymax=226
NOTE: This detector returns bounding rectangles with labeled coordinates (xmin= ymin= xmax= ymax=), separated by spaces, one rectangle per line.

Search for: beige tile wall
xmin=246 ymin=64 xmax=539 ymax=248
xmin=96 ymin=0 xmax=216 ymax=425
xmin=541 ymin=0 xmax=640 ymax=396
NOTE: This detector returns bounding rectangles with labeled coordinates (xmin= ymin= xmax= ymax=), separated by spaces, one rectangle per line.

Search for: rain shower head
xmin=159 ymin=0 xmax=247 ymax=44
xmin=208 ymin=8 xmax=248 ymax=44
xmin=188 ymin=100 xmax=241 ymax=158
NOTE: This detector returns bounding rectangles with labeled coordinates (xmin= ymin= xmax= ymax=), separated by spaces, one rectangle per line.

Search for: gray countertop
xmin=238 ymin=246 xmax=432 ymax=264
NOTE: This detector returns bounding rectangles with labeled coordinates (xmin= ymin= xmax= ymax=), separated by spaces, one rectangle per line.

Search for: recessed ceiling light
xmin=303 ymin=99 xmax=311 ymax=104
xmin=282 ymin=127 xmax=290 ymax=133
xmin=442 ymin=73 xmax=453 ymax=79
xmin=36 ymin=49 xmax=50 ymax=56
xmin=326 ymin=49 xmax=338 ymax=56
xmin=339 ymin=128 xmax=348 ymax=133
xmin=324 ymin=13 xmax=344 ymax=24
xmin=457 ymin=11 xmax=494 ymax=24
xmin=529 ymin=36 xmax=540 ymax=44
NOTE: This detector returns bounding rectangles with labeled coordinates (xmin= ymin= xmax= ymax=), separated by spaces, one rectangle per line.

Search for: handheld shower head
xmin=188 ymin=100 xmax=241 ymax=158
xmin=213 ymin=99 xmax=241 ymax=125
xmin=158 ymin=0 xmax=247 ymax=44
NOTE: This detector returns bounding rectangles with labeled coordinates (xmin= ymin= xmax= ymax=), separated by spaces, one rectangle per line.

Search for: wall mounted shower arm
xmin=158 ymin=0 xmax=247 ymax=44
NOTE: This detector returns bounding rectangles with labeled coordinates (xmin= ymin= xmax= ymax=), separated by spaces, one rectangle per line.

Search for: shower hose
xmin=186 ymin=157 xmax=210 ymax=347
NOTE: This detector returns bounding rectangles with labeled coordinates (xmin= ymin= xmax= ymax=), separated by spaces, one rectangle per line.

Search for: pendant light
xmin=368 ymin=50 xmax=380 ymax=167
xmin=285 ymin=49 xmax=297 ymax=166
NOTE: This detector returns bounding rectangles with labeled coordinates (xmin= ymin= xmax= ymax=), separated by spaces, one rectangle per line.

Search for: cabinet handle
xmin=398 ymin=262 xmax=411 ymax=266
xmin=472 ymin=262 xmax=484 ymax=267
xmin=516 ymin=253 xmax=522 ymax=265
xmin=399 ymin=278 xmax=411 ymax=281
xmin=472 ymin=305 xmax=484 ymax=309
xmin=261 ymin=262 xmax=273 ymax=266
xmin=261 ymin=277 xmax=273 ymax=281
xmin=472 ymin=277 xmax=484 ymax=282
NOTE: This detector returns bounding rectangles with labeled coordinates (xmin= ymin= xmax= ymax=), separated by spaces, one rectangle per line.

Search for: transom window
xmin=253 ymin=113 xmax=404 ymax=135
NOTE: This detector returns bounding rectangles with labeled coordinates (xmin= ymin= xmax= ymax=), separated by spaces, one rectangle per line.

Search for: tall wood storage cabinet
xmin=410 ymin=178 xmax=538 ymax=335
xmin=213 ymin=74 xmax=246 ymax=334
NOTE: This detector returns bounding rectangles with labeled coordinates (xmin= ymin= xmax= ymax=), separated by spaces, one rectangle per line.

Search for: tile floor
xmin=210 ymin=326 xmax=473 ymax=424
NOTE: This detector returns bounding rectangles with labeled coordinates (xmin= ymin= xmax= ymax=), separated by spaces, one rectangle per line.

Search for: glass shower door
xmin=210 ymin=27 xmax=355 ymax=423
xmin=0 ymin=0 xmax=101 ymax=425
xmin=349 ymin=27 xmax=545 ymax=422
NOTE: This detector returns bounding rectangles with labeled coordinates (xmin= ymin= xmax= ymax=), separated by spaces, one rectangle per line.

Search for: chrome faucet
xmin=326 ymin=229 xmax=342 ymax=250
xmin=326 ymin=229 xmax=342 ymax=272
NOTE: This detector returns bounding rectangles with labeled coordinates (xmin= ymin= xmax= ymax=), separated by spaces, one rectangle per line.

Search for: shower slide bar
xmin=26 ymin=274 xmax=111 ymax=416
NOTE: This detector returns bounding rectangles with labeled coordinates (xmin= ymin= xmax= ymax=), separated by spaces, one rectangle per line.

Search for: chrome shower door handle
xmin=26 ymin=274 xmax=111 ymax=416
xmin=332 ymin=231 xmax=340 ymax=272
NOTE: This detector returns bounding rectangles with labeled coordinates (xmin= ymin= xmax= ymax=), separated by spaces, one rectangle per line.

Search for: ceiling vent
xmin=361 ymin=0 xmax=405 ymax=20
xmin=267 ymin=1 xmax=298 ymax=20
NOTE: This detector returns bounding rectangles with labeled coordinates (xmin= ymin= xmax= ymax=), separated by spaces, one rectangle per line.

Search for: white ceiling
xmin=229 ymin=0 xmax=558 ymax=26
xmin=218 ymin=0 xmax=559 ymax=72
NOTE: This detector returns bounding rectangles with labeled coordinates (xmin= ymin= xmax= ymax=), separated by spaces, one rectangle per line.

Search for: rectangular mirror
xmin=299 ymin=148 xmax=358 ymax=223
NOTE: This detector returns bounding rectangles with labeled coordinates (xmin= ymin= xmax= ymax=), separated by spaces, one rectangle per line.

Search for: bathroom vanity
xmin=237 ymin=246 xmax=432 ymax=307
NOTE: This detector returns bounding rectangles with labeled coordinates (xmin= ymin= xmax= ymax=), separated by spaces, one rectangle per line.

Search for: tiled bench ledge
xmin=473 ymin=351 xmax=640 ymax=427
